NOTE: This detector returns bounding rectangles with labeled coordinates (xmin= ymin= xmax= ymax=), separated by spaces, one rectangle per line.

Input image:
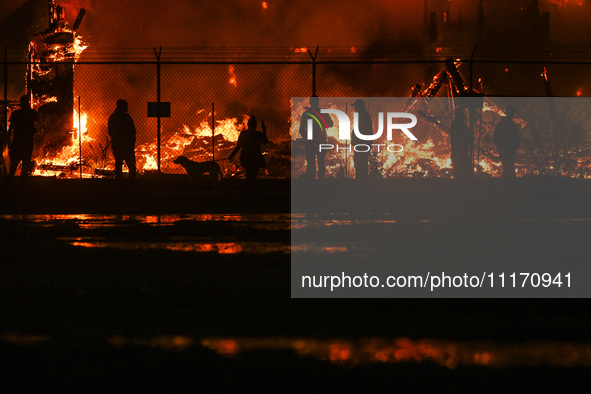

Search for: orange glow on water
xmin=4 ymin=333 xmax=576 ymax=369
xmin=108 ymin=335 xmax=194 ymax=351
xmin=1 ymin=333 xmax=50 ymax=345
xmin=69 ymin=240 xmax=245 ymax=254
xmin=202 ymin=339 xmax=239 ymax=356
xmin=329 ymin=343 xmax=351 ymax=361
xmin=199 ymin=337 xmax=591 ymax=368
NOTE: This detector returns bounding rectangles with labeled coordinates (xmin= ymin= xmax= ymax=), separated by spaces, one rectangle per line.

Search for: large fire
xmin=26 ymin=0 xmax=89 ymax=175
xmin=23 ymin=1 xmax=253 ymax=179
xmin=32 ymin=109 xmax=92 ymax=177
xmin=30 ymin=110 xmax=249 ymax=178
xmin=135 ymin=115 xmax=247 ymax=174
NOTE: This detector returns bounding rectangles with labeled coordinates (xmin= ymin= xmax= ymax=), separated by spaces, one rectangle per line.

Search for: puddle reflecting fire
xmin=6 ymin=333 xmax=591 ymax=369
xmin=108 ymin=335 xmax=195 ymax=352
xmin=201 ymin=337 xmax=591 ymax=368
xmin=60 ymin=237 xmax=289 ymax=254
xmin=0 ymin=333 xmax=51 ymax=346
xmin=0 ymin=213 xmax=291 ymax=230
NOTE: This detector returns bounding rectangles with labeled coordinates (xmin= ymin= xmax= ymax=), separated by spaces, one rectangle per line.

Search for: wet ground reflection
xmin=291 ymin=213 xmax=591 ymax=229
xmin=0 ymin=333 xmax=51 ymax=346
xmin=291 ymin=244 xmax=352 ymax=253
xmin=200 ymin=337 xmax=591 ymax=368
xmin=0 ymin=213 xmax=291 ymax=231
xmin=59 ymin=237 xmax=289 ymax=254
xmin=0 ymin=214 xmax=291 ymax=255
xmin=5 ymin=333 xmax=589 ymax=369
xmin=4 ymin=213 xmax=589 ymax=232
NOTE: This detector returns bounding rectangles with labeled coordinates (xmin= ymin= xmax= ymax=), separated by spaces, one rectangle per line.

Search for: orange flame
xmin=32 ymin=110 xmax=93 ymax=177
xmin=228 ymin=65 xmax=237 ymax=87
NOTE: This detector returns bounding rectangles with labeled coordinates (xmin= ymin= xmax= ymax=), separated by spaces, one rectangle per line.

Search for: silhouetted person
xmin=108 ymin=99 xmax=136 ymax=182
xmin=228 ymin=116 xmax=268 ymax=192
xmin=298 ymin=96 xmax=333 ymax=180
xmin=351 ymin=99 xmax=372 ymax=180
xmin=7 ymin=95 xmax=38 ymax=184
xmin=494 ymin=105 xmax=520 ymax=182
xmin=450 ymin=108 xmax=473 ymax=184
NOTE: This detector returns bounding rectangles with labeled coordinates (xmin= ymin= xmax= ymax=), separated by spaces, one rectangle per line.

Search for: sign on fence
xmin=147 ymin=102 xmax=171 ymax=118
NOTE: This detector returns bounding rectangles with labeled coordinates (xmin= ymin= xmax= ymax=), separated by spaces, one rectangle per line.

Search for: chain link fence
xmin=2 ymin=56 xmax=591 ymax=179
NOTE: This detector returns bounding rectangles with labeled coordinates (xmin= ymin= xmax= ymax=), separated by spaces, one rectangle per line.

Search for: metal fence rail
xmin=2 ymin=52 xmax=591 ymax=179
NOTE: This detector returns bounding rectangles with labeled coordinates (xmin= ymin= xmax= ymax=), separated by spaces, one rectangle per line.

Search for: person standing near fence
xmin=351 ymin=99 xmax=372 ymax=180
xmin=450 ymin=107 xmax=473 ymax=185
xmin=299 ymin=96 xmax=333 ymax=180
xmin=493 ymin=105 xmax=520 ymax=182
xmin=7 ymin=95 xmax=38 ymax=184
xmin=228 ymin=116 xmax=268 ymax=192
xmin=108 ymin=99 xmax=137 ymax=183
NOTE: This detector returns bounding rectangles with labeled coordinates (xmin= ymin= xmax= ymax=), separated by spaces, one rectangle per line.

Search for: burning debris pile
xmin=134 ymin=114 xmax=291 ymax=179
xmin=137 ymin=115 xmax=244 ymax=175
xmin=27 ymin=0 xmax=87 ymax=176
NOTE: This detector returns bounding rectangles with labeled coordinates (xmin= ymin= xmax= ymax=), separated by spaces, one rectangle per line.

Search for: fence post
xmin=154 ymin=47 xmax=162 ymax=179
xmin=307 ymin=46 xmax=319 ymax=96
xmin=78 ymin=96 xmax=82 ymax=179
xmin=3 ymin=47 xmax=7 ymax=154
xmin=469 ymin=45 xmax=478 ymax=176
xmin=212 ymin=102 xmax=215 ymax=161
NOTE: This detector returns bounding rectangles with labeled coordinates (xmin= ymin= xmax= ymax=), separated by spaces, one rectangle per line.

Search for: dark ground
xmin=1 ymin=175 xmax=591 ymax=392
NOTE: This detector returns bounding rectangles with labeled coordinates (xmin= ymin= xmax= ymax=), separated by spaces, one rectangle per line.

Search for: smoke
xmin=3 ymin=0 xmax=591 ymax=53
xmin=0 ymin=0 xmax=493 ymax=51
xmin=72 ymin=0 xmax=423 ymax=49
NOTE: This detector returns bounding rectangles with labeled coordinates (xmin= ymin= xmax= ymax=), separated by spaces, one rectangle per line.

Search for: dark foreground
xmin=1 ymin=176 xmax=591 ymax=391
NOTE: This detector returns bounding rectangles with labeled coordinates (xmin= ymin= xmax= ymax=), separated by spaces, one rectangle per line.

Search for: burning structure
xmin=27 ymin=0 xmax=86 ymax=160
xmin=3 ymin=1 xmax=587 ymax=180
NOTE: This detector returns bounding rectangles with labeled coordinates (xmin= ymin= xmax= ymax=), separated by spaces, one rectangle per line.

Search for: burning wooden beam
xmin=444 ymin=58 xmax=467 ymax=96
xmin=72 ymin=9 xmax=86 ymax=33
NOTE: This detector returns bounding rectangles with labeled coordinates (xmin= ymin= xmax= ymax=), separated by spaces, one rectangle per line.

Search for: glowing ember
xmin=262 ymin=2 xmax=268 ymax=9
xmin=228 ymin=65 xmax=237 ymax=87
